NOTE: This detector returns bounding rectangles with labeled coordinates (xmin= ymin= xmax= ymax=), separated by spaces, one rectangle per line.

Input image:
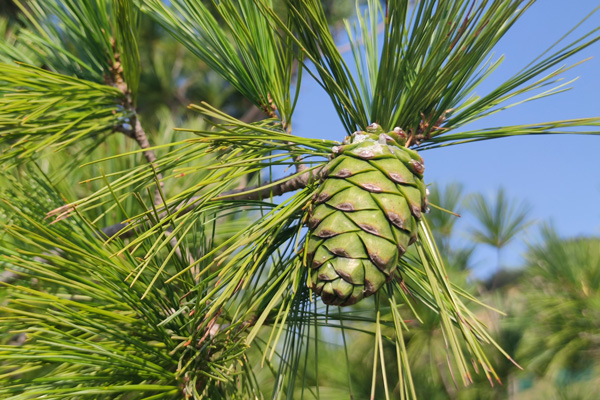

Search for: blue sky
xmin=291 ymin=1 xmax=600 ymax=277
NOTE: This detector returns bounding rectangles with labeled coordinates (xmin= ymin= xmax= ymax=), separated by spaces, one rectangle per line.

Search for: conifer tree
xmin=1 ymin=1 xmax=600 ymax=399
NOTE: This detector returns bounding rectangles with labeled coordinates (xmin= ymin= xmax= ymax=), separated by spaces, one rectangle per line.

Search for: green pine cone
xmin=306 ymin=124 xmax=428 ymax=306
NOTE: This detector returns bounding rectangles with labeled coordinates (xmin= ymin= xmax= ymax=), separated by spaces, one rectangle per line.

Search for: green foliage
xmin=467 ymin=188 xmax=533 ymax=251
xmin=141 ymin=0 xmax=298 ymax=125
xmin=114 ymin=0 xmax=141 ymax=98
xmin=0 ymin=0 xmax=145 ymax=168
xmin=519 ymin=226 xmax=600 ymax=378
xmin=270 ymin=0 xmax=600 ymax=144
xmin=0 ymin=63 xmax=127 ymax=166
xmin=10 ymin=0 xmax=116 ymax=82
xmin=0 ymin=172 xmax=258 ymax=399
xmin=0 ymin=17 xmax=38 ymax=65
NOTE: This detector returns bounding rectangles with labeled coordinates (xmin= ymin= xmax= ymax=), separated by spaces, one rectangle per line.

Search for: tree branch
xmin=213 ymin=163 xmax=312 ymax=201
xmin=100 ymin=164 xmax=327 ymax=240
xmin=117 ymin=117 xmax=165 ymax=207
xmin=108 ymin=38 xmax=165 ymax=208
xmin=127 ymin=118 xmax=157 ymax=165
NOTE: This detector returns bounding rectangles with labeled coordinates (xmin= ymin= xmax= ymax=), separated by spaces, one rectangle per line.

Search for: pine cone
xmin=306 ymin=123 xmax=428 ymax=306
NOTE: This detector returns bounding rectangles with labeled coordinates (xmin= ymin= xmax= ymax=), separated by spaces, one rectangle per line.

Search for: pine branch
xmin=116 ymin=118 xmax=164 ymax=206
xmin=213 ymin=163 xmax=312 ymax=201
xmin=100 ymin=163 xmax=326 ymax=240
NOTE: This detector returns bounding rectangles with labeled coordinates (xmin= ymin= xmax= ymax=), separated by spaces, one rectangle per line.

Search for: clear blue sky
xmin=291 ymin=1 xmax=600 ymax=277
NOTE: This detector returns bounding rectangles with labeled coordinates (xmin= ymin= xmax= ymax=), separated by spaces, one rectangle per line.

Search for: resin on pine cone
xmin=306 ymin=123 xmax=428 ymax=306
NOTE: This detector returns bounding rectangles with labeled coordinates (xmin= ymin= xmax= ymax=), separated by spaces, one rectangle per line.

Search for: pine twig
xmin=100 ymin=164 xmax=327 ymax=240
xmin=116 ymin=118 xmax=165 ymax=207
